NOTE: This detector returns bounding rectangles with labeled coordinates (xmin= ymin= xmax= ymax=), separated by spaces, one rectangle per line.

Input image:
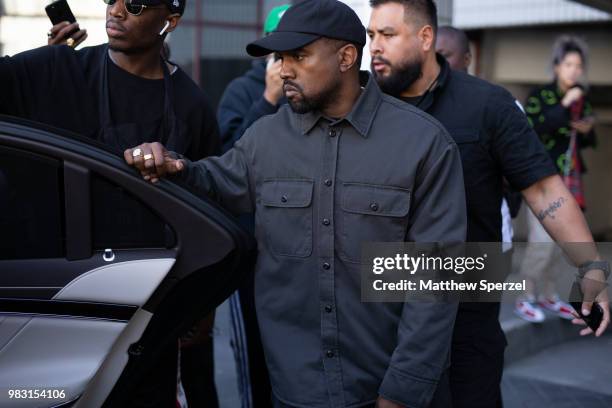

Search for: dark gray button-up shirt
xmin=178 ymin=74 xmax=466 ymax=408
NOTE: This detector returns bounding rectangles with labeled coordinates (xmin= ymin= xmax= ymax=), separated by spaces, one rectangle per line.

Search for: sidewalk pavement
xmin=502 ymin=333 xmax=612 ymax=407
xmin=500 ymin=243 xmax=612 ymax=407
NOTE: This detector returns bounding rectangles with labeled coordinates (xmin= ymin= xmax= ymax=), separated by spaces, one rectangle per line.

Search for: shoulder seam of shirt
xmin=380 ymin=94 xmax=456 ymax=146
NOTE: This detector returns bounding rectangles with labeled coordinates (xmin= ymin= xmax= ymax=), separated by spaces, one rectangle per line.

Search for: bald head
xmin=436 ymin=26 xmax=471 ymax=72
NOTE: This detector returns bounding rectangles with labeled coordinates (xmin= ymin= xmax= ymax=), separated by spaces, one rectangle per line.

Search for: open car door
xmin=0 ymin=119 xmax=255 ymax=407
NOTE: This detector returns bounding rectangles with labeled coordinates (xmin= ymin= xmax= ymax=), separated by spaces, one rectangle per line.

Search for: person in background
xmin=217 ymin=6 xmax=290 ymax=407
xmin=218 ymin=4 xmax=290 ymax=152
xmin=517 ymin=35 xmax=597 ymax=323
xmin=435 ymin=26 xmax=471 ymax=73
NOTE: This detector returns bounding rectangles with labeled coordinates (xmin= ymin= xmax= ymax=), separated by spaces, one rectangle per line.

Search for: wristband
xmin=578 ymin=260 xmax=610 ymax=280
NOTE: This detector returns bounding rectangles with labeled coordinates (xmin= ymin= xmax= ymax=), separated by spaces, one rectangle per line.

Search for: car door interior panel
xmin=53 ymin=258 xmax=176 ymax=306
xmin=0 ymin=316 xmax=125 ymax=408
xmin=0 ymin=119 xmax=255 ymax=407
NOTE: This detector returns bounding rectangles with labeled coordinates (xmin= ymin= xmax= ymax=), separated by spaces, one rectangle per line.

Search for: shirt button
xmin=324 ymin=179 xmax=332 ymax=187
xmin=329 ymin=129 xmax=337 ymax=137
xmin=323 ymin=262 xmax=331 ymax=270
xmin=281 ymin=195 xmax=288 ymax=203
xmin=325 ymin=305 xmax=333 ymax=313
xmin=326 ymin=350 xmax=335 ymax=358
xmin=322 ymin=218 xmax=330 ymax=226
xmin=370 ymin=202 xmax=379 ymax=212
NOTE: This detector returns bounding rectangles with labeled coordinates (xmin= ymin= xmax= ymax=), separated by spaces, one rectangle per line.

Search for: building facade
xmin=454 ymin=0 xmax=612 ymax=238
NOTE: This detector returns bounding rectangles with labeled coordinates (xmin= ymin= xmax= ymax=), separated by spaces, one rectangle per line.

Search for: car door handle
xmin=103 ymin=249 xmax=115 ymax=262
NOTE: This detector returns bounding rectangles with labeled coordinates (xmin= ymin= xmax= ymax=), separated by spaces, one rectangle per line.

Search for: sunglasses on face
xmin=103 ymin=0 xmax=166 ymax=16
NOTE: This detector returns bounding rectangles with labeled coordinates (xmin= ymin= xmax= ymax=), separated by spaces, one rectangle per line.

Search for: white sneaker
xmin=539 ymin=295 xmax=576 ymax=320
xmin=515 ymin=298 xmax=546 ymax=323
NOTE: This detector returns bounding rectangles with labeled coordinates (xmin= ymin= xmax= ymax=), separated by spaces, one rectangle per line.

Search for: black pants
xmin=128 ymin=341 xmax=179 ymax=408
xmin=450 ymin=302 xmax=506 ymax=408
xmin=238 ymin=265 xmax=273 ymax=408
xmin=181 ymin=340 xmax=219 ymax=408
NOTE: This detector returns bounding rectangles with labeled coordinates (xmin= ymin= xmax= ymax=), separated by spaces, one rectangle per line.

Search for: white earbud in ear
xmin=159 ymin=21 xmax=170 ymax=36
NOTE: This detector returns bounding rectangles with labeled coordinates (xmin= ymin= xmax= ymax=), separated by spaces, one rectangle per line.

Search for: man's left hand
xmin=572 ymin=268 xmax=610 ymax=337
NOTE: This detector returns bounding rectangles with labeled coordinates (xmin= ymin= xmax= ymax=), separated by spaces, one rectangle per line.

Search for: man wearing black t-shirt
xmin=0 ymin=1 xmax=219 ymax=407
xmin=0 ymin=0 xmax=219 ymax=160
xmin=368 ymin=1 xmax=610 ymax=407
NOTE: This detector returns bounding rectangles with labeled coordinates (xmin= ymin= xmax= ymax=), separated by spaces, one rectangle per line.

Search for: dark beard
xmin=288 ymin=96 xmax=318 ymax=114
xmin=372 ymin=56 xmax=423 ymax=98
xmin=285 ymin=80 xmax=340 ymax=114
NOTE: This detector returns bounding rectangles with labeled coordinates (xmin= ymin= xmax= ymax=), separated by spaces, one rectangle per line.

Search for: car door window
xmin=0 ymin=146 xmax=64 ymax=259
xmin=91 ymin=174 xmax=176 ymax=250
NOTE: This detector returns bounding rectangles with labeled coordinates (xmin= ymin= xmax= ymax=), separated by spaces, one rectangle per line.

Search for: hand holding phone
xmin=45 ymin=1 xmax=87 ymax=48
xmin=569 ymin=280 xmax=606 ymax=333
xmin=264 ymin=57 xmax=283 ymax=105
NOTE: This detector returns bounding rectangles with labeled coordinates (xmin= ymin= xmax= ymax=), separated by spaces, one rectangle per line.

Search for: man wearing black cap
xmin=0 ymin=1 xmax=221 ymax=407
xmin=125 ymin=1 xmax=466 ymax=407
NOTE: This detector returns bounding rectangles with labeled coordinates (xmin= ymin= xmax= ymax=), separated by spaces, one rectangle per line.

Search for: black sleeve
xmin=0 ymin=55 xmax=20 ymax=116
xmin=489 ymin=86 xmax=557 ymax=191
xmin=217 ymin=79 xmax=277 ymax=153
xmin=0 ymin=47 xmax=59 ymax=117
xmin=0 ymin=45 xmax=91 ymax=133
xmin=186 ymin=94 xmax=221 ymax=160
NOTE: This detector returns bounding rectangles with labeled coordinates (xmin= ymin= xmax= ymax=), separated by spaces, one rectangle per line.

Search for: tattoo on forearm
xmin=536 ymin=197 xmax=567 ymax=222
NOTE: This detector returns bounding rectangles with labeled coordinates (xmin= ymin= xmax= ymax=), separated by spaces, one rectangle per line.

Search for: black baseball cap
xmin=136 ymin=0 xmax=186 ymax=15
xmin=246 ymin=0 xmax=366 ymax=57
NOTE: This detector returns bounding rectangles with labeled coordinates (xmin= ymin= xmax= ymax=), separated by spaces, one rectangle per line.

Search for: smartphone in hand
xmin=570 ymin=280 xmax=605 ymax=332
xmin=45 ymin=0 xmax=78 ymax=38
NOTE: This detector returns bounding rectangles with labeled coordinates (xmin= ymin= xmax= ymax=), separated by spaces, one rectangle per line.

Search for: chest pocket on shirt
xmin=339 ymin=183 xmax=411 ymax=263
xmin=261 ymin=179 xmax=314 ymax=258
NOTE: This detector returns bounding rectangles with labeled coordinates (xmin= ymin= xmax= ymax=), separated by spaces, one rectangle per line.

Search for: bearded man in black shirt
xmin=367 ymin=1 xmax=610 ymax=408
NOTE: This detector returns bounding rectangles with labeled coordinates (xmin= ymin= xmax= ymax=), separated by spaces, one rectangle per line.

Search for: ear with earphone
xmin=159 ymin=20 xmax=170 ymax=36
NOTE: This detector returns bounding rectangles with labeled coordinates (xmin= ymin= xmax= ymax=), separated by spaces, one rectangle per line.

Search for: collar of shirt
xmin=299 ymin=71 xmax=382 ymax=138
xmin=414 ymin=53 xmax=451 ymax=111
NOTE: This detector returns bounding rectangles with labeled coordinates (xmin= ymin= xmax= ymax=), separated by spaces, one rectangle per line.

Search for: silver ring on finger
xmin=132 ymin=148 xmax=143 ymax=158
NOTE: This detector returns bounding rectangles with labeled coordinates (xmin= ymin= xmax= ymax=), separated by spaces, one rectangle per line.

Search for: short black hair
xmin=438 ymin=26 xmax=469 ymax=54
xmin=370 ymin=0 xmax=438 ymax=34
